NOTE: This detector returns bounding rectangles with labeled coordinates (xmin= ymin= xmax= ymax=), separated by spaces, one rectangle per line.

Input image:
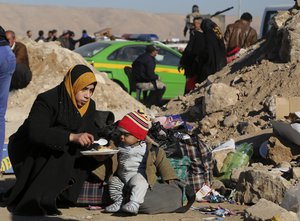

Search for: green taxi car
xmin=74 ymin=41 xmax=185 ymax=99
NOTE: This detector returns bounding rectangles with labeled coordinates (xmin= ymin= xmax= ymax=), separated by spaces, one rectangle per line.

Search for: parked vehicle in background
xmin=74 ymin=41 xmax=184 ymax=99
xmin=121 ymin=33 xmax=159 ymax=42
xmin=260 ymin=5 xmax=292 ymax=39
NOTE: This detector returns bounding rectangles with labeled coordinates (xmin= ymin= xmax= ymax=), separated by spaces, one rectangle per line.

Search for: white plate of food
xmin=81 ymin=146 xmax=119 ymax=155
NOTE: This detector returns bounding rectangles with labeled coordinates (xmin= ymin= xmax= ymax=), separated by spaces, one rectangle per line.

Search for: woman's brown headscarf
xmin=64 ymin=65 xmax=97 ymax=116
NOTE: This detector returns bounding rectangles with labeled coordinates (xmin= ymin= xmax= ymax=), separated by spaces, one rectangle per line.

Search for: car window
xmin=74 ymin=42 xmax=110 ymax=58
xmin=108 ymin=46 xmax=146 ymax=62
xmin=156 ymin=47 xmax=180 ymax=66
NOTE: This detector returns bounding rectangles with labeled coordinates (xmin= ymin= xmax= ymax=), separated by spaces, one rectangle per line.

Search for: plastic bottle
xmin=219 ymin=143 xmax=253 ymax=184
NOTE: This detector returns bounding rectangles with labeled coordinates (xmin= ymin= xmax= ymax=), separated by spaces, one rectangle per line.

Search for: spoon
xmin=94 ymin=138 xmax=108 ymax=146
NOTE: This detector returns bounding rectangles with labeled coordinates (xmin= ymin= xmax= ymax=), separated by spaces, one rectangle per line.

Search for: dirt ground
xmin=0 ymin=175 xmax=247 ymax=221
xmin=0 ymin=204 xmax=247 ymax=221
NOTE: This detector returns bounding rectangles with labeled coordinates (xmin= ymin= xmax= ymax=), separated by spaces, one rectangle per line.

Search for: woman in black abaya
xmin=1 ymin=64 xmax=103 ymax=216
xmin=199 ymin=18 xmax=227 ymax=83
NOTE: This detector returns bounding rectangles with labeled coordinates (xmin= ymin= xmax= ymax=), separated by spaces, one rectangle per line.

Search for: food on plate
xmin=96 ymin=145 xmax=114 ymax=151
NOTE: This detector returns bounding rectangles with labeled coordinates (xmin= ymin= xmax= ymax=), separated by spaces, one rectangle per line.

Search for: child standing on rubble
xmin=105 ymin=110 xmax=180 ymax=215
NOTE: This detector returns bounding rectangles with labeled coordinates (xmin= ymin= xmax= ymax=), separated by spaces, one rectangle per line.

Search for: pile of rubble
xmin=160 ymin=6 xmax=300 ymax=221
xmin=161 ymin=8 xmax=300 ymax=146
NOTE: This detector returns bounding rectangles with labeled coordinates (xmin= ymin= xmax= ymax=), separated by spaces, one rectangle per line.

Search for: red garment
xmin=226 ymin=47 xmax=240 ymax=63
xmin=185 ymin=75 xmax=198 ymax=94
xmin=118 ymin=110 xmax=150 ymax=140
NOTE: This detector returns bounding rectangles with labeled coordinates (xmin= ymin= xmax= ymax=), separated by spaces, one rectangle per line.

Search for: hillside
xmin=0 ymin=3 xmax=261 ymax=41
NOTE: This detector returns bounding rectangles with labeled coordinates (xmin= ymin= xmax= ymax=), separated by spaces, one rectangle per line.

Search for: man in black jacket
xmin=78 ymin=30 xmax=94 ymax=47
xmin=132 ymin=45 xmax=166 ymax=107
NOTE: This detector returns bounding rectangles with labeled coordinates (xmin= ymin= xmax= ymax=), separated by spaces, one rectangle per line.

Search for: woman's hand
xmin=69 ymin=132 xmax=94 ymax=148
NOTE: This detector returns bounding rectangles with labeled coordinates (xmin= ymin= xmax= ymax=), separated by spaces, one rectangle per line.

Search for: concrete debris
xmin=223 ymin=114 xmax=238 ymax=127
xmin=235 ymin=168 xmax=291 ymax=204
xmin=267 ymin=137 xmax=293 ymax=165
xmin=203 ymin=83 xmax=239 ymax=115
xmin=245 ymin=199 xmax=297 ymax=221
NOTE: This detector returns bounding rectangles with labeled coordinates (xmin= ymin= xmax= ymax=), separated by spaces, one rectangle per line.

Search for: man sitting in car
xmin=131 ymin=45 xmax=166 ymax=107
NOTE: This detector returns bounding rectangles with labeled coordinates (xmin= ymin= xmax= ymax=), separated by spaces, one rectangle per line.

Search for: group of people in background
xmin=26 ymin=29 xmax=94 ymax=50
xmin=180 ymin=4 xmax=258 ymax=94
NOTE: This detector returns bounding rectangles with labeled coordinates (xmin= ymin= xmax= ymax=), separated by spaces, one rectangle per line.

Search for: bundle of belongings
xmin=149 ymin=114 xmax=213 ymax=193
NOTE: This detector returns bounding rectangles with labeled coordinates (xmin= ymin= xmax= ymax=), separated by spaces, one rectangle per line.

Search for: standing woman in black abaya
xmin=199 ymin=18 xmax=227 ymax=83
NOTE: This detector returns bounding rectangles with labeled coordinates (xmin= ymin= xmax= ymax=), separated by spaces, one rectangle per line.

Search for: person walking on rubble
xmin=0 ymin=26 xmax=16 ymax=175
xmin=179 ymin=18 xmax=227 ymax=91
xmin=179 ymin=16 xmax=206 ymax=94
xmin=200 ymin=18 xmax=227 ymax=83
xmin=224 ymin=12 xmax=257 ymax=59
xmin=183 ymin=4 xmax=201 ymax=38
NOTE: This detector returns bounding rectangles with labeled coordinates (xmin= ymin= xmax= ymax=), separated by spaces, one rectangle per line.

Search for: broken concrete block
xmin=203 ymin=83 xmax=239 ymax=114
xmin=245 ymin=199 xmax=293 ymax=221
xmin=272 ymin=211 xmax=298 ymax=221
xmin=223 ymin=114 xmax=238 ymax=127
xmin=231 ymin=167 xmax=245 ymax=183
xmin=267 ymin=137 xmax=293 ymax=165
xmin=281 ymin=183 xmax=300 ymax=214
xmin=235 ymin=168 xmax=291 ymax=204
xmin=210 ymin=179 xmax=226 ymax=195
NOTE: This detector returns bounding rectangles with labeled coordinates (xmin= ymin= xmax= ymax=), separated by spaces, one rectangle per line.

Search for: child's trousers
xmin=109 ymin=173 xmax=148 ymax=204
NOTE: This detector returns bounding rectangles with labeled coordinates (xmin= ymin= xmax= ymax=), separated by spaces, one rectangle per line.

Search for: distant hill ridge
xmin=0 ymin=3 xmax=260 ymax=41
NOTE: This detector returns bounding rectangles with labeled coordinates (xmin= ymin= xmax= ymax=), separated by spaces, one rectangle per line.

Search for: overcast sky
xmin=0 ymin=0 xmax=295 ymax=17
